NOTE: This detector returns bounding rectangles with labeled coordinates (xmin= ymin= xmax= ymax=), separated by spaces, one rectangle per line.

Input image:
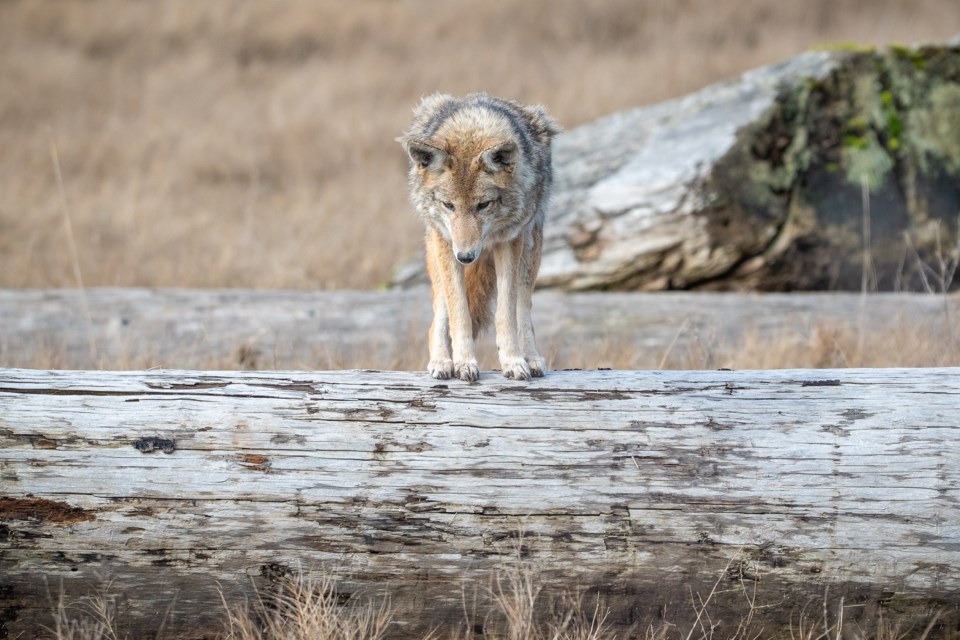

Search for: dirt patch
xmin=0 ymin=497 xmax=95 ymax=524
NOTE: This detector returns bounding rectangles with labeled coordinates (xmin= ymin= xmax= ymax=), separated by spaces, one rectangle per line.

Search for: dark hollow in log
xmin=2 ymin=368 xmax=959 ymax=637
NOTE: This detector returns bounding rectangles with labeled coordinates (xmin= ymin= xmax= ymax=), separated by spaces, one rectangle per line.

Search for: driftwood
xmin=2 ymin=288 xmax=958 ymax=370
xmin=391 ymin=44 xmax=960 ymax=292
xmin=2 ymin=367 xmax=959 ymax=638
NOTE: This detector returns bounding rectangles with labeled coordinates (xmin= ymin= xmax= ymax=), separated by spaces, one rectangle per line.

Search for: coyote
xmin=399 ymin=93 xmax=560 ymax=382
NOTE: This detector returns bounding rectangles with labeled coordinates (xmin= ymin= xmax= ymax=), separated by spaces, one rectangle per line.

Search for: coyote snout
xmin=399 ymin=92 xmax=560 ymax=382
xmin=449 ymin=214 xmax=484 ymax=265
xmin=454 ymin=248 xmax=478 ymax=265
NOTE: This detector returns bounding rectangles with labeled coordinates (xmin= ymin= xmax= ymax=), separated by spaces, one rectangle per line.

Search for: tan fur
xmin=464 ymin=252 xmax=497 ymax=338
xmin=399 ymin=93 xmax=560 ymax=382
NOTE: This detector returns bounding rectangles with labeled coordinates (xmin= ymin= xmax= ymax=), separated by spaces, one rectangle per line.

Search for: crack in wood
xmin=145 ymin=381 xmax=230 ymax=391
xmin=801 ymin=379 xmax=842 ymax=386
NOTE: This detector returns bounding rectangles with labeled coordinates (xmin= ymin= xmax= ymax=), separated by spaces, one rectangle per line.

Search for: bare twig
xmin=49 ymin=136 xmax=97 ymax=366
xmin=658 ymin=317 xmax=691 ymax=370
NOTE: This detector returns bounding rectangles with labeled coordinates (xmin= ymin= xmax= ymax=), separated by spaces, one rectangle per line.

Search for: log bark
xmin=2 ymin=287 xmax=958 ymax=371
xmin=2 ymin=367 xmax=959 ymax=638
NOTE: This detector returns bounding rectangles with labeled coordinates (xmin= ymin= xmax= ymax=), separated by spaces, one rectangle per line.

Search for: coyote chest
xmin=399 ymin=93 xmax=560 ymax=382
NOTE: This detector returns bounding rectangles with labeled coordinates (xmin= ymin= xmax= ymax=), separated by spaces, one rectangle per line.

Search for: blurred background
xmin=2 ymin=0 xmax=959 ymax=291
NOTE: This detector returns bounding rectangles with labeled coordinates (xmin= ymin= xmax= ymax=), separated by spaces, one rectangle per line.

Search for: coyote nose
xmin=455 ymin=250 xmax=477 ymax=265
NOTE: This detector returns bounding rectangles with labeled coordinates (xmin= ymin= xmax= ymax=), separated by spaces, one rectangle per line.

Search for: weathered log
xmin=2 ymin=288 xmax=958 ymax=370
xmin=2 ymin=367 xmax=959 ymax=638
xmin=392 ymin=43 xmax=960 ymax=292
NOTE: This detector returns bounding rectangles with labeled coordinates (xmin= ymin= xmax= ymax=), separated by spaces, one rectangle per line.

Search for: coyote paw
xmin=527 ymin=355 xmax=547 ymax=378
xmin=428 ymin=358 xmax=454 ymax=380
xmin=455 ymin=360 xmax=480 ymax=383
xmin=500 ymin=356 xmax=532 ymax=381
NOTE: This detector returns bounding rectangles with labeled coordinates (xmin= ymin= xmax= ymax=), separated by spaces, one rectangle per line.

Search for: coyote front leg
xmin=494 ymin=236 xmax=532 ymax=380
xmin=516 ymin=283 xmax=545 ymax=378
xmin=426 ymin=289 xmax=454 ymax=380
xmin=517 ymin=223 xmax=546 ymax=377
xmin=426 ymin=229 xmax=479 ymax=382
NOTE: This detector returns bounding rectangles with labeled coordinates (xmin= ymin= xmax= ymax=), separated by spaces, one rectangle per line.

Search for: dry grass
xmin=44 ymin=579 xmax=170 ymax=640
xmin=41 ymin=564 xmax=953 ymax=640
xmin=2 ymin=0 xmax=959 ymax=291
xmin=218 ymin=571 xmax=392 ymax=640
xmin=549 ymin=317 xmax=960 ymax=372
xmin=7 ymin=300 xmax=959 ymax=372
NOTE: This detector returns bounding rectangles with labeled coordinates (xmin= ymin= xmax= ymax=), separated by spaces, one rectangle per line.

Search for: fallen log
xmin=2 ymin=367 xmax=959 ymax=638
xmin=1 ymin=288 xmax=957 ymax=370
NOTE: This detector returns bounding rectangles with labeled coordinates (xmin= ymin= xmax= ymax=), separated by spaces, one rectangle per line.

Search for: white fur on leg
xmin=429 ymin=358 xmax=455 ymax=379
xmin=493 ymin=240 xmax=527 ymax=380
xmin=454 ymin=359 xmax=480 ymax=382
xmin=427 ymin=275 xmax=455 ymax=379
xmin=516 ymin=261 xmax=546 ymax=378
xmin=445 ymin=261 xmax=479 ymax=383
xmin=526 ymin=354 xmax=546 ymax=378
xmin=501 ymin=356 xmax=532 ymax=380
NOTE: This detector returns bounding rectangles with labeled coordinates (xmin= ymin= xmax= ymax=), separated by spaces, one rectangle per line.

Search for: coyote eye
xmin=440 ymin=200 xmax=455 ymax=212
xmin=476 ymin=200 xmax=494 ymax=212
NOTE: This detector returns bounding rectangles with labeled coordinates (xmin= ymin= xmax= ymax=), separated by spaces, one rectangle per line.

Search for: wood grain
xmin=2 ymin=367 xmax=958 ymax=637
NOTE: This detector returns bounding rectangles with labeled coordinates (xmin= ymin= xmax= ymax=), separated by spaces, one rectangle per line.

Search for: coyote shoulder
xmin=398 ymin=92 xmax=560 ymax=382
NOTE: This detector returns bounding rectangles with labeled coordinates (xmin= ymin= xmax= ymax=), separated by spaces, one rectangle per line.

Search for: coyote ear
xmin=403 ymin=140 xmax=446 ymax=172
xmin=521 ymin=104 xmax=562 ymax=140
xmin=481 ymin=141 xmax=518 ymax=173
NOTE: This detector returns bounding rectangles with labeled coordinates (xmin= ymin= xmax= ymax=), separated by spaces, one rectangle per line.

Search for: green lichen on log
xmin=706 ymin=43 xmax=960 ymax=291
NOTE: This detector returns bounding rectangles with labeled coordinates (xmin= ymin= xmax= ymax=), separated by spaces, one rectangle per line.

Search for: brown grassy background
xmin=2 ymin=0 xmax=959 ymax=291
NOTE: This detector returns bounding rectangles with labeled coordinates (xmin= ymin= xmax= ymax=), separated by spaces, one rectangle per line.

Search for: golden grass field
xmin=3 ymin=0 xmax=960 ymax=292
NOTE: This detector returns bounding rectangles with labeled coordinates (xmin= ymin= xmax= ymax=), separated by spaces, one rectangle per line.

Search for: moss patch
xmin=703 ymin=43 xmax=960 ymax=291
xmin=843 ymin=137 xmax=895 ymax=191
xmin=908 ymin=84 xmax=960 ymax=174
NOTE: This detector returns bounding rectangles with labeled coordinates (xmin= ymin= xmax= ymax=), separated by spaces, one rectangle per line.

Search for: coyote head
xmin=401 ymin=137 xmax=520 ymax=265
